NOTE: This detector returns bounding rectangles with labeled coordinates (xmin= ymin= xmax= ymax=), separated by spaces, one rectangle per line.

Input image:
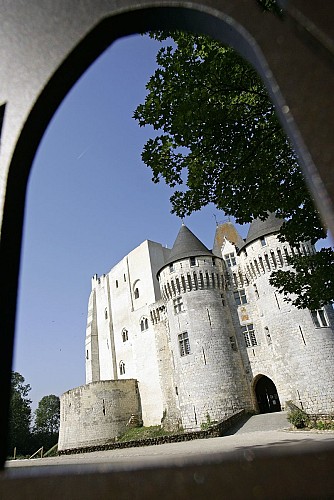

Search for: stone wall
xmin=58 ymin=379 xmax=141 ymax=451
xmin=58 ymin=410 xmax=245 ymax=455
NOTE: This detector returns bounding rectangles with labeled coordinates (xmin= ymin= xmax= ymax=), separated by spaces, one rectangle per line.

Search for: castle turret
xmin=234 ymin=214 xmax=334 ymax=414
xmin=157 ymin=225 xmax=251 ymax=430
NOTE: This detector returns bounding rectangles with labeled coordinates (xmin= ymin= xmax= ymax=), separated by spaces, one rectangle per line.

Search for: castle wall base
xmin=58 ymin=379 xmax=141 ymax=451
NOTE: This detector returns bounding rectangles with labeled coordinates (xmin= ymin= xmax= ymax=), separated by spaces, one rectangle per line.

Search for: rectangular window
xmin=311 ymin=309 xmax=329 ymax=328
xmin=224 ymin=252 xmax=236 ymax=267
xmin=260 ymin=237 xmax=266 ymax=246
xmin=234 ymin=289 xmax=247 ymax=305
xmin=190 ymin=257 xmax=196 ymax=267
xmin=241 ymin=324 xmax=257 ymax=347
xmin=178 ymin=332 xmax=191 ymax=356
xmin=173 ymin=296 xmax=184 ymax=314
xmin=169 ymin=263 xmax=174 ymax=272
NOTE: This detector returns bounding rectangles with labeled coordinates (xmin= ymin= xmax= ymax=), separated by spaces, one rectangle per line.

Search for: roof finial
xmin=181 ymin=217 xmax=185 ymax=226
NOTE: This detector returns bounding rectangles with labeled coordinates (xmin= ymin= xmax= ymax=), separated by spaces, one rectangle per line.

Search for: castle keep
xmin=59 ymin=215 xmax=334 ymax=451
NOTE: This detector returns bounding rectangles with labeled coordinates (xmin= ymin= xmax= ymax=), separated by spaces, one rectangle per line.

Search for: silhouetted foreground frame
xmin=1 ymin=1 xmax=334 ymax=496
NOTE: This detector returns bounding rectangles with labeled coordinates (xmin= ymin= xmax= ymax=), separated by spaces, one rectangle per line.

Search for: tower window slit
xmin=264 ymin=254 xmax=271 ymax=270
xmin=211 ymin=273 xmax=215 ymax=288
xmin=277 ymin=248 xmax=284 ymax=266
xmin=181 ymin=275 xmax=186 ymax=292
xmin=193 ymin=272 xmax=198 ymax=290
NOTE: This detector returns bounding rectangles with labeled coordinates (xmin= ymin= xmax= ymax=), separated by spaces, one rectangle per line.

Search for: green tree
xmin=33 ymin=395 xmax=60 ymax=451
xmin=7 ymin=372 xmax=32 ymax=456
xmin=134 ymin=31 xmax=333 ymax=309
xmin=34 ymin=395 xmax=60 ymax=435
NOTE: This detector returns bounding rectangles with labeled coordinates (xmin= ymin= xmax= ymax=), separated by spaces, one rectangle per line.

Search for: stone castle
xmin=58 ymin=214 xmax=334 ymax=451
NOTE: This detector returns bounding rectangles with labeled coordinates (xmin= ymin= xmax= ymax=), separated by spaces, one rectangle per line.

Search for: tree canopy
xmin=34 ymin=395 xmax=60 ymax=435
xmin=7 ymin=372 xmax=32 ymax=456
xmin=134 ymin=31 xmax=334 ymax=309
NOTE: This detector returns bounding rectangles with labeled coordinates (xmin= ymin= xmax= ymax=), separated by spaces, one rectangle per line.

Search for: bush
xmin=287 ymin=408 xmax=309 ymax=429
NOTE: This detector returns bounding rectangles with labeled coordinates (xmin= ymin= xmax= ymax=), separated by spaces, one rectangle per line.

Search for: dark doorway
xmin=255 ymin=376 xmax=281 ymax=413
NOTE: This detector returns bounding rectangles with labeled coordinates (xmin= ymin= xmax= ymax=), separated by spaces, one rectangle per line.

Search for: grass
xmin=118 ymin=426 xmax=176 ymax=442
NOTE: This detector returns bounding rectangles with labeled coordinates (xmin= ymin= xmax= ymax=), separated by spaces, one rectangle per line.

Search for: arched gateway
xmin=254 ymin=376 xmax=281 ymax=414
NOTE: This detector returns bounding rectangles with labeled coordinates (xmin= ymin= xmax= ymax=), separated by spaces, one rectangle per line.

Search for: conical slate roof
xmin=239 ymin=213 xmax=284 ymax=251
xmin=159 ymin=224 xmax=213 ymax=273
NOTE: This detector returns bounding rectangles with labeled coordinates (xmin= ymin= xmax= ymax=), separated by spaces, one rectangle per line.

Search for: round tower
xmin=157 ymin=224 xmax=251 ymax=431
xmin=238 ymin=214 xmax=334 ymax=415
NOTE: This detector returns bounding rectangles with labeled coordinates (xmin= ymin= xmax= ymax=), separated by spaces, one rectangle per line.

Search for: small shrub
xmin=200 ymin=413 xmax=218 ymax=431
xmin=287 ymin=408 xmax=309 ymax=429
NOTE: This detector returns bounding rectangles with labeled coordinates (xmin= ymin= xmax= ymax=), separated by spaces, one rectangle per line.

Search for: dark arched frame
xmin=253 ymin=375 xmax=281 ymax=414
xmin=1 ymin=3 xmax=334 ymax=470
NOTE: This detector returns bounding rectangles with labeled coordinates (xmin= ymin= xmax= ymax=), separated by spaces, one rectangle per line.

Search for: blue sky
xmin=13 ymin=33 xmax=332 ymax=410
xmin=14 ymin=34 xmax=241 ymax=409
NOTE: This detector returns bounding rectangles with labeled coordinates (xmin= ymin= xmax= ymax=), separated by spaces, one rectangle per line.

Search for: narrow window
xmin=181 ymin=275 xmax=186 ymax=292
xmin=233 ymin=273 xmax=238 ymax=288
xmin=187 ymin=273 xmax=192 ymax=290
xmin=116 ymin=280 xmax=119 ymax=288
xmin=122 ymin=329 xmax=128 ymax=342
xmin=124 ymin=274 xmax=126 ymax=282
xmin=221 ymin=293 xmax=225 ymax=306
xmin=190 ymin=256 xmax=196 ymax=267
xmin=176 ymin=277 xmax=181 ymax=293
xmin=259 ymin=256 xmax=265 ymax=273
xmin=134 ymin=287 xmax=139 ymax=299
xmin=86 ymin=350 xmax=89 ymax=360
xmin=167 ymin=282 xmax=172 ymax=297
xmin=169 ymin=263 xmax=174 ymax=273
xmin=211 ymin=273 xmax=215 ymax=287
xmin=145 ymin=318 xmax=148 ymax=330
xmin=105 ymin=308 xmax=108 ymax=320
xmin=250 ymin=262 xmax=256 ymax=276
xmin=264 ymin=326 xmax=272 ymax=345
xmin=171 ymin=279 xmax=176 ymax=295
xmin=260 ymin=237 xmax=266 ymax=246
xmin=270 ymin=251 xmax=277 ymax=268
xmin=254 ymin=259 xmax=260 ymax=275
xmin=205 ymin=272 xmax=210 ymax=287
xmin=199 ymin=272 xmax=204 ymax=288
xmin=241 ymin=324 xmax=257 ymax=347
xmin=284 ymin=247 xmax=290 ymax=262
xmin=212 ymin=257 xmax=216 ymax=266
xmin=193 ymin=272 xmax=198 ymax=290
xmin=233 ymin=289 xmax=247 ymax=305
xmin=173 ymin=297 xmax=184 ymax=314
xmin=178 ymin=332 xmax=191 ymax=356
xmin=264 ymin=254 xmax=271 ymax=270
xmin=277 ymin=248 xmax=284 ymax=266
xmin=254 ymin=284 xmax=259 ymax=299
xmin=119 ymin=361 xmax=125 ymax=375
xmin=229 ymin=337 xmax=238 ymax=352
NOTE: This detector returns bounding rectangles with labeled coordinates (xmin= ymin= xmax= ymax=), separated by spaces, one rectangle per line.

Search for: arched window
xmin=105 ymin=308 xmax=108 ymax=320
xmin=122 ymin=329 xmax=128 ymax=342
xmin=134 ymin=287 xmax=139 ymax=299
xmin=119 ymin=361 xmax=125 ymax=375
xmin=140 ymin=317 xmax=149 ymax=331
